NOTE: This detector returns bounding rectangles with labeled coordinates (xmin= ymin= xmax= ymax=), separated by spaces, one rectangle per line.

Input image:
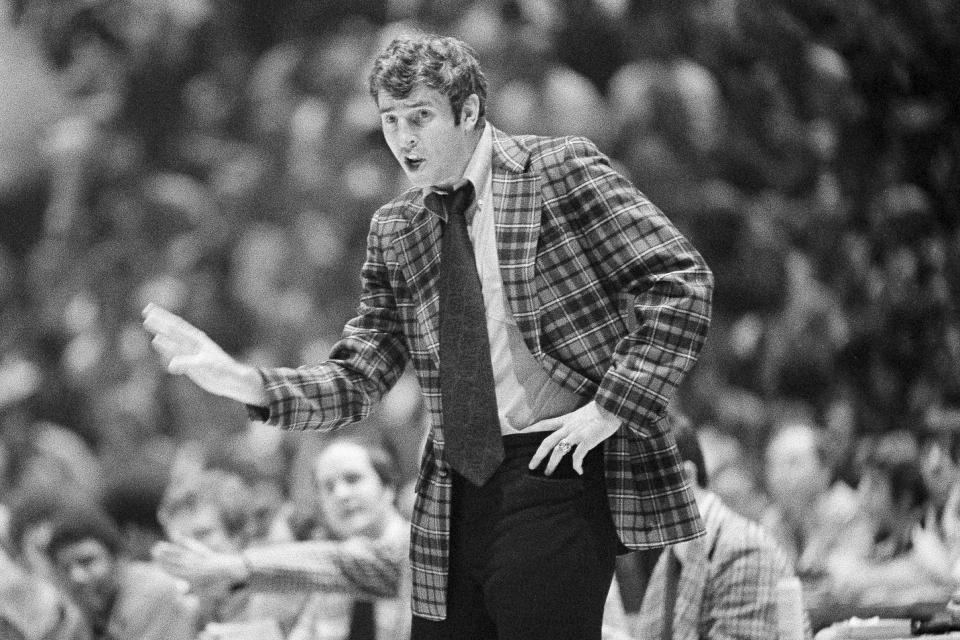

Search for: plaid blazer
xmin=258 ymin=125 xmax=714 ymax=620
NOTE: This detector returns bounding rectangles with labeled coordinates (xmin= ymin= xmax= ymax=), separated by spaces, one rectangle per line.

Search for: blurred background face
xmin=313 ymin=442 xmax=394 ymax=540
xmin=162 ymin=502 xmax=236 ymax=553
xmin=51 ymin=538 xmax=119 ymax=620
xmin=712 ymin=463 xmax=767 ymax=522
xmin=378 ymin=86 xmax=478 ymax=188
xmin=764 ymin=425 xmax=831 ymax=509
xmin=857 ymin=468 xmax=894 ymax=526
xmin=920 ymin=441 xmax=958 ymax=506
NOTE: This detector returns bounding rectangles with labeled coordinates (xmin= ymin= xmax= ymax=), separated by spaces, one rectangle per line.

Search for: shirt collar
xmin=462 ymin=122 xmax=493 ymax=191
xmin=422 ymin=123 xmax=492 ymax=217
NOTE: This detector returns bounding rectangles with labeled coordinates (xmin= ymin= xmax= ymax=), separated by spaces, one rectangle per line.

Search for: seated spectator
xmin=201 ymin=428 xmax=298 ymax=545
xmin=697 ymin=424 xmax=770 ymax=523
xmin=604 ymin=415 xmax=810 ymax=639
xmin=825 ymin=436 xmax=949 ymax=606
xmin=0 ymin=543 xmax=90 ymax=640
xmin=101 ymin=464 xmax=171 ymax=562
xmin=911 ymin=429 xmax=960 ymax=587
xmin=154 ymin=430 xmax=411 ymax=640
xmin=5 ymin=489 xmax=78 ymax=581
xmin=759 ymin=419 xmax=859 ymax=607
xmin=44 ymin=505 xmax=194 ymax=640
xmin=156 ymin=466 xmax=305 ymax=634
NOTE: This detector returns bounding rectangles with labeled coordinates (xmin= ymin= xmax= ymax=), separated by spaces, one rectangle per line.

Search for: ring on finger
xmin=555 ymin=439 xmax=573 ymax=455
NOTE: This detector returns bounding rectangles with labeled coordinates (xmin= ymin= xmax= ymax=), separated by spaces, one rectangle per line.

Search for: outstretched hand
xmin=141 ymin=303 xmax=267 ymax=406
xmin=152 ymin=536 xmax=248 ymax=589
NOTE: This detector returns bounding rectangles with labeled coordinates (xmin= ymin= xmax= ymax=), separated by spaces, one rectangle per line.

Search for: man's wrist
xmin=592 ymin=401 xmax=620 ymax=427
xmin=236 ymin=365 xmax=269 ymax=407
xmin=227 ymin=554 xmax=251 ymax=589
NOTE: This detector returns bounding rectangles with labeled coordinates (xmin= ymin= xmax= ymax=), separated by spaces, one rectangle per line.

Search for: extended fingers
xmin=528 ymin=423 xmax=567 ymax=470
xmin=543 ymin=438 xmax=578 ymax=475
xmin=150 ymin=333 xmax=182 ymax=361
xmin=168 ymin=353 xmax=206 ymax=375
xmin=142 ymin=304 xmax=206 ymax=345
xmin=570 ymin=444 xmax=589 ymax=475
xmin=152 ymin=541 xmax=189 ymax=569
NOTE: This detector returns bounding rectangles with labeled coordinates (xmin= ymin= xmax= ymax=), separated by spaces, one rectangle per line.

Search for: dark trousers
xmin=412 ymin=431 xmax=623 ymax=640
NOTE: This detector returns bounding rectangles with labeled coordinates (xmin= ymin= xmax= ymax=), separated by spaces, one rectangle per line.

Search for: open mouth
xmin=404 ymin=154 xmax=425 ymax=171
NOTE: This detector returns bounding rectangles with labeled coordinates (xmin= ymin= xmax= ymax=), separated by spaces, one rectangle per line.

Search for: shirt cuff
xmin=246 ymin=403 xmax=270 ymax=422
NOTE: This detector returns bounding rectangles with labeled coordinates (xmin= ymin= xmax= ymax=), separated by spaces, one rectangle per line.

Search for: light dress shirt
xmin=457 ymin=123 xmax=584 ymax=435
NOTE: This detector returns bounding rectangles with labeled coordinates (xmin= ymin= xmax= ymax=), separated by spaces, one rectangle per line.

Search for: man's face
xmin=763 ymin=425 xmax=830 ymax=507
xmin=314 ymin=442 xmax=395 ymax=540
xmin=163 ymin=502 xmax=237 ymax=553
xmin=378 ymin=86 xmax=479 ymax=188
xmin=857 ymin=467 xmax=894 ymax=523
xmin=51 ymin=538 xmax=119 ymax=620
xmin=920 ymin=441 xmax=959 ymax=506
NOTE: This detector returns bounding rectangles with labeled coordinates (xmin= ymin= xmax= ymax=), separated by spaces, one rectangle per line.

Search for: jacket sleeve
xmin=255 ymin=211 xmax=410 ymax=432
xmin=552 ymin=136 xmax=713 ymax=433
xmin=241 ymin=515 xmax=410 ymax=598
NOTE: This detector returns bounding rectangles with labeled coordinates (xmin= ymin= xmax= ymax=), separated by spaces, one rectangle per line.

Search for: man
xmin=759 ymin=419 xmax=858 ymax=608
xmin=154 ymin=433 xmax=412 ymax=640
xmin=157 ymin=468 xmax=306 ymax=635
xmin=0 ymin=545 xmax=89 ymax=640
xmin=604 ymin=418 xmax=811 ymax=639
xmin=44 ymin=506 xmax=194 ymax=640
xmin=143 ymin=33 xmax=713 ymax=639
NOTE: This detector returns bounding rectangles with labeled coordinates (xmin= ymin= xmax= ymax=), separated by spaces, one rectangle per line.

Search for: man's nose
xmin=69 ymin=565 xmax=90 ymax=585
xmin=332 ymin=481 xmax=353 ymax=499
xmin=397 ymin=120 xmax=417 ymax=148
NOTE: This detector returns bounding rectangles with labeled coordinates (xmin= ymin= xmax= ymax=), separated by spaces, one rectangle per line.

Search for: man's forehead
xmin=55 ymin=538 xmax=111 ymax=561
xmin=378 ymin=87 xmax=447 ymax=112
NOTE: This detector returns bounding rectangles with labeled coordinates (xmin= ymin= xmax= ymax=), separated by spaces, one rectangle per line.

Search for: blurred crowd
xmin=1 ymin=0 xmax=960 ymax=637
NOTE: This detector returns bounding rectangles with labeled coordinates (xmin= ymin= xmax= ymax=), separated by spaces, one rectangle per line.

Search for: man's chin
xmin=333 ymin=517 xmax=379 ymax=539
xmin=76 ymin=594 xmax=110 ymax=619
xmin=405 ymin=172 xmax=431 ymax=188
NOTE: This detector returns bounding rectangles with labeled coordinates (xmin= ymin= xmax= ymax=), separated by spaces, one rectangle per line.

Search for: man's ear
xmin=460 ymin=94 xmax=480 ymax=131
xmin=681 ymin=460 xmax=699 ymax=487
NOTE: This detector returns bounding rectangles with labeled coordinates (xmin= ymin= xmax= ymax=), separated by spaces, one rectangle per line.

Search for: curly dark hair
xmin=368 ymin=33 xmax=488 ymax=125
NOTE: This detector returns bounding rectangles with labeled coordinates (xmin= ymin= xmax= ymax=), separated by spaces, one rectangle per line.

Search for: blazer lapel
xmin=394 ymin=199 xmax=443 ymax=367
xmin=490 ymin=127 xmax=543 ymax=357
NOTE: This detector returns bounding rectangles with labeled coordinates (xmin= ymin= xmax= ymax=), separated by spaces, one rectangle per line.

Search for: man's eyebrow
xmin=379 ymin=100 xmax=433 ymax=114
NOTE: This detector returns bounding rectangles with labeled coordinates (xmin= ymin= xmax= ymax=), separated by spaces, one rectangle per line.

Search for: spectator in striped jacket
xmin=604 ymin=416 xmax=810 ymax=639
xmin=154 ymin=431 xmax=411 ymax=640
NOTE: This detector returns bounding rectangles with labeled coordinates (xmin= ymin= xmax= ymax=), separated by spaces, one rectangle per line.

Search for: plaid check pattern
xmin=258 ymin=126 xmax=714 ymax=620
xmin=629 ymin=492 xmax=809 ymax=640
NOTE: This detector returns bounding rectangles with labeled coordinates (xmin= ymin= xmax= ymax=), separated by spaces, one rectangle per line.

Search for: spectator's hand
xmin=141 ymin=303 xmax=268 ymax=406
xmin=823 ymin=551 xmax=868 ymax=602
xmin=942 ymin=480 xmax=960 ymax=544
xmin=911 ymin=511 xmax=954 ymax=584
xmin=528 ymin=402 xmax=621 ymax=475
xmin=152 ymin=536 xmax=248 ymax=589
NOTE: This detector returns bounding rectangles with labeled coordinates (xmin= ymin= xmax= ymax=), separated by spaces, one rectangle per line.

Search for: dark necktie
xmin=615 ymin=547 xmax=663 ymax=613
xmin=661 ymin=552 xmax=681 ymax=640
xmin=429 ymin=178 xmax=504 ymax=486
xmin=347 ymin=599 xmax=376 ymax=640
